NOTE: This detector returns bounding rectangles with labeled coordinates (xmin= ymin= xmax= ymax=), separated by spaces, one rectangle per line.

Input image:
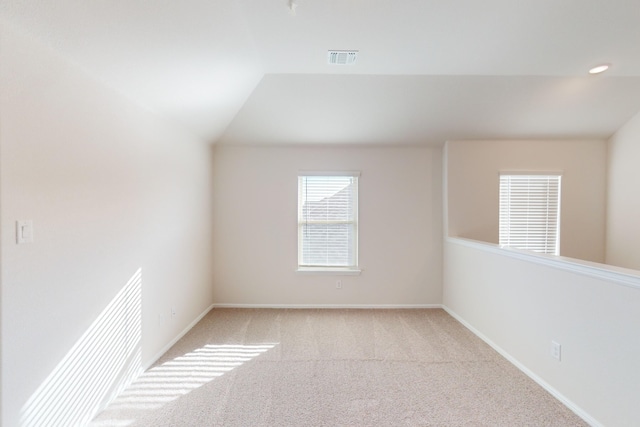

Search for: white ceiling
xmin=3 ymin=0 xmax=640 ymax=145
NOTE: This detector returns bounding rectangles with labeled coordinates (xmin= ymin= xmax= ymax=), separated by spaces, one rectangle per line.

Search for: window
xmin=298 ymin=172 xmax=359 ymax=272
xmin=499 ymin=174 xmax=561 ymax=255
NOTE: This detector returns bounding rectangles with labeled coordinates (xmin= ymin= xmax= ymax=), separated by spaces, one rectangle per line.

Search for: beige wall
xmin=445 ymin=139 xmax=607 ymax=262
xmin=212 ymin=145 xmax=442 ymax=306
xmin=606 ymin=111 xmax=640 ymax=270
xmin=1 ymin=22 xmax=214 ymax=426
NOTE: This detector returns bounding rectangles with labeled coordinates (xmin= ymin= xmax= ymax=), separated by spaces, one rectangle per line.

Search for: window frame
xmin=499 ymin=172 xmax=562 ymax=256
xmin=296 ymin=171 xmax=361 ymax=275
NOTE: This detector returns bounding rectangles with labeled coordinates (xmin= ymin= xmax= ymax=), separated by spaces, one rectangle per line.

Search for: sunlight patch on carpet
xmin=91 ymin=343 xmax=277 ymax=425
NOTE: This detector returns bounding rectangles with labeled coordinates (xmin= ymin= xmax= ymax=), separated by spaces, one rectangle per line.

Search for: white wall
xmin=1 ymin=21 xmax=214 ymax=426
xmin=445 ymin=139 xmax=607 ymax=263
xmin=212 ymin=145 xmax=442 ymax=306
xmin=606 ymin=111 xmax=640 ymax=270
xmin=443 ymin=238 xmax=640 ymax=426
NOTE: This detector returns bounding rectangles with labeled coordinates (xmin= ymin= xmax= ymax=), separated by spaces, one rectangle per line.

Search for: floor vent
xmin=328 ymin=50 xmax=358 ymax=65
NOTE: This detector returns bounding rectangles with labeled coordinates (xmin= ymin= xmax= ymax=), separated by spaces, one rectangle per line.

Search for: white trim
xmin=446 ymin=236 xmax=640 ymax=291
xmin=499 ymin=170 xmax=563 ymax=176
xmin=296 ymin=267 xmax=362 ymax=275
xmin=442 ymin=142 xmax=449 ymax=239
xmin=298 ymin=174 xmax=359 ymax=269
xmin=211 ymin=303 xmax=442 ymax=309
xmin=441 ymin=305 xmax=602 ymax=427
xmin=499 ymin=174 xmax=561 ymax=256
xmin=94 ymin=352 xmax=145 ymax=418
xmin=144 ymin=303 xmax=215 ymax=370
xmin=298 ymin=170 xmax=361 ymax=177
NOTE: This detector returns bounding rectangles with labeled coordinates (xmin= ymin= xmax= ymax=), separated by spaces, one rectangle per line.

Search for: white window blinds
xmin=499 ymin=174 xmax=561 ymax=255
xmin=298 ymin=174 xmax=358 ymax=268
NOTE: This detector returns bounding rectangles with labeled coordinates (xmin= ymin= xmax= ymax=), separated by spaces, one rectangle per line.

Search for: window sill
xmin=296 ymin=267 xmax=362 ymax=276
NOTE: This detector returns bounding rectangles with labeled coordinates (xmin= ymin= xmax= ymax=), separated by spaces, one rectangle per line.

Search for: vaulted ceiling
xmin=3 ymin=0 xmax=640 ymax=145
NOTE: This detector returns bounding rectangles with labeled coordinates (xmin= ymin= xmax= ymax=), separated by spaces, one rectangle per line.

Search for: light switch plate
xmin=16 ymin=220 xmax=34 ymax=244
xmin=551 ymin=341 xmax=561 ymax=361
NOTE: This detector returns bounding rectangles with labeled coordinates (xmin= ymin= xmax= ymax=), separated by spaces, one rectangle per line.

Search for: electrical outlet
xmin=336 ymin=280 xmax=342 ymax=289
xmin=171 ymin=307 xmax=176 ymax=319
xmin=551 ymin=341 xmax=561 ymax=361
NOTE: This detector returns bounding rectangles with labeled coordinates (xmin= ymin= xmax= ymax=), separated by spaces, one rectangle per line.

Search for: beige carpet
xmin=90 ymin=308 xmax=587 ymax=426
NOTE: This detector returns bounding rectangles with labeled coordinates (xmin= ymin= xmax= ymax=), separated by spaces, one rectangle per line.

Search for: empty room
xmin=2 ymin=1 xmax=640 ymax=426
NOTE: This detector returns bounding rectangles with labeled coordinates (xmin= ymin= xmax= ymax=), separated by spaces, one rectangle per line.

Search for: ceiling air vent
xmin=328 ymin=50 xmax=358 ymax=65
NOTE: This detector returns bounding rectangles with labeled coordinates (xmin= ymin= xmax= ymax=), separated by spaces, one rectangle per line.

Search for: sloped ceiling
xmin=1 ymin=0 xmax=264 ymax=142
xmin=2 ymin=0 xmax=640 ymax=145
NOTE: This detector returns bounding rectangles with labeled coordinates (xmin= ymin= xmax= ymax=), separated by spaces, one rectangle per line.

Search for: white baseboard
xmin=144 ymin=303 xmax=439 ymax=369
xmin=140 ymin=303 xmax=599 ymax=425
xmin=144 ymin=303 xmax=215 ymax=370
xmin=441 ymin=305 xmax=602 ymax=427
xmin=211 ymin=303 xmax=443 ymax=309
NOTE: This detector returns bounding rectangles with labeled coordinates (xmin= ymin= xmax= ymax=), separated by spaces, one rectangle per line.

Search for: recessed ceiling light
xmin=589 ymin=64 xmax=610 ymax=74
